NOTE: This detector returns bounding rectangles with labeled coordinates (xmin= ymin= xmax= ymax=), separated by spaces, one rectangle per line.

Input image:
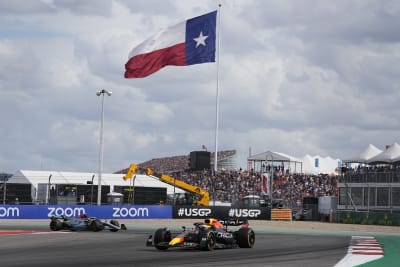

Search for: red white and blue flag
xmin=261 ymin=173 xmax=269 ymax=195
xmin=125 ymin=11 xmax=217 ymax=78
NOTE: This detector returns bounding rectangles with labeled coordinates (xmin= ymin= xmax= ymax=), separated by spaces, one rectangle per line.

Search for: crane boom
xmin=123 ymin=164 xmax=210 ymax=206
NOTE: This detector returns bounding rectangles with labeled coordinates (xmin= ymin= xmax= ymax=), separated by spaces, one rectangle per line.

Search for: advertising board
xmin=0 ymin=205 xmax=171 ymax=219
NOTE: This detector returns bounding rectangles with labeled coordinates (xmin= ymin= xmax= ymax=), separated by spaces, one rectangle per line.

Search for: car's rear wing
xmin=205 ymin=218 xmax=249 ymax=227
xmin=222 ymin=218 xmax=249 ymax=226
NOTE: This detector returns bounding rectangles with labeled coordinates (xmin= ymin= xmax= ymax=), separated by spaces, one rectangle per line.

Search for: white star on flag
xmin=193 ymin=31 xmax=208 ymax=48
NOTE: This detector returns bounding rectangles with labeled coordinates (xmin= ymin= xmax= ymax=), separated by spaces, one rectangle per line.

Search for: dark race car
xmin=146 ymin=218 xmax=255 ymax=251
xmin=49 ymin=214 xmax=127 ymax=232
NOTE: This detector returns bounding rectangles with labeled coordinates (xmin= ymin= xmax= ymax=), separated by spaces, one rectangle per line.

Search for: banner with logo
xmin=0 ymin=205 xmax=271 ymax=220
xmin=172 ymin=206 xmax=271 ymax=220
xmin=0 ymin=205 xmax=171 ymax=219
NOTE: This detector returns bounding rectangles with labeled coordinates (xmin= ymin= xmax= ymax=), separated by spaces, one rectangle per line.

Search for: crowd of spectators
xmin=135 ymin=150 xmax=237 ymax=174
xmin=139 ymin=155 xmax=189 ymax=173
xmin=173 ymin=169 xmax=338 ymax=210
xmin=124 ymin=151 xmax=339 ymax=211
xmin=271 ymin=172 xmax=338 ymax=209
xmin=343 ymin=164 xmax=400 ymax=174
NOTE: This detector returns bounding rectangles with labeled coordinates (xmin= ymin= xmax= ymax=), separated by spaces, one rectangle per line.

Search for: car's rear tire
xmin=90 ymin=220 xmax=103 ymax=232
xmin=200 ymin=230 xmax=216 ymax=251
xmin=49 ymin=220 xmax=62 ymax=231
xmin=109 ymin=219 xmax=120 ymax=232
xmin=237 ymin=227 xmax=255 ymax=248
xmin=154 ymin=228 xmax=170 ymax=250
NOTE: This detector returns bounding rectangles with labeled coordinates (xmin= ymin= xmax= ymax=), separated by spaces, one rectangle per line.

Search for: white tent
xmin=300 ymin=155 xmax=341 ymax=175
xmin=248 ymin=151 xmax=341 ymax=174
xmin=248 ymin=150 xmax=301 ymax=162
xmin=247 ymin=151 xmax=303 ymax=173
xmin=300 ymin=154 xmax=316 ymax=174
xmin=343 ymin=144 xmax=383 ymax=163
xmin=392 ymin=153 xmax=400 ymax=163
xmin=367 ymin=142 xmax=400 ymax=164
xmin=320 ymin=156 xmax=341 ymax=175
xmin=9 ymin=170 xmax=185 ymax=195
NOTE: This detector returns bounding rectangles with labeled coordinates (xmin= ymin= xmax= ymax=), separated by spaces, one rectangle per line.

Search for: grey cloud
xmin=1 ymin=0 xmax=400 ymax=173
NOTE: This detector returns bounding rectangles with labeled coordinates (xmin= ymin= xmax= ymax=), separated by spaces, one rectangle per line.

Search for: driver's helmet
xmin=80 ymin=213 xmax=88 ymax=219
xmin=204 ymin=218 xmax=223 ymax=228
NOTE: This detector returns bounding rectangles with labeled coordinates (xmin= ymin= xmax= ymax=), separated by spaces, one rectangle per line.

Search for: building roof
xmin=367 ymin=142 xmax=400 ymax=164
xmin=343 ymin=144 xmax=383 ymax=163
xmin=9 ymin=170 xmax=185 ymax=194
xmin=248 ymin=150 xmax=302 ymax=163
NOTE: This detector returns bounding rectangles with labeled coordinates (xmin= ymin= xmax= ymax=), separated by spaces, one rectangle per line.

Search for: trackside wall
xmin=0 ymin=205 xmax=171 ymax=219
xmin=0 ymin=205 xmax=271 ymax=220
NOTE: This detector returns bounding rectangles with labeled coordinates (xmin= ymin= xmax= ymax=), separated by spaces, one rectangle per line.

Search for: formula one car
xmin=49 ymin=214 xmax=127 ymax=232
xmin=146 ymin=218 xmax=255 ymax=251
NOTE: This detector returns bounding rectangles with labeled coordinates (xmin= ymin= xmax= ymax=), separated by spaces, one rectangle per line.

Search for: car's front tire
xmin=154 ymin=228 xmax=171 ymax=250
xmin=49 ymin=220 xmax=63 ymax=231
xmin=90 ymin=220 xmax=103 ymax=232
xmin=237 ymin=227 xmax=255 ymax=248
xmin=200 ymin=230 xmax=216 ymax=251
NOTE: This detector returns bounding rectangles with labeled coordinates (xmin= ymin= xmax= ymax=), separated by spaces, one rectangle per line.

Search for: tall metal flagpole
xmin=214 ymin=4 xmax=222 ymax=172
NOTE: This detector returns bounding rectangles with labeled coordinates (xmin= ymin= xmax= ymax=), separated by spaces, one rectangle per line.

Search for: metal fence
xmin=338 ymin=171 xmax=400 ymax=183
xmin=338 ymin=171 xmax=400 ymax=211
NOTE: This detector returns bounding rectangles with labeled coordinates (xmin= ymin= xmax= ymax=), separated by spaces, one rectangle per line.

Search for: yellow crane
xmin=123 ymin=164 xmax=210 ymax=206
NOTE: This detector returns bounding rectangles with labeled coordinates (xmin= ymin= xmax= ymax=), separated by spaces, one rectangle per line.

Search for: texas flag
xmin=124 ymin=11 xmax=217 ymax=78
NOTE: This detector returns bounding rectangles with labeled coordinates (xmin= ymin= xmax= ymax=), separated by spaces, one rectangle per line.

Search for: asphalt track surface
xmin=0 ymin=220 xmax=351 ymax=267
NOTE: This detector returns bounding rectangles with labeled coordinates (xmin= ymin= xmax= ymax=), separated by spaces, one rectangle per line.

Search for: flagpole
xmin=214 ymin=4 xmax=222 ymax=173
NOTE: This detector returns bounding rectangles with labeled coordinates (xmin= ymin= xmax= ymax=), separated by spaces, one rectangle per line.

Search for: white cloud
xmin=1 ymin=0 xmax=400 ymax=174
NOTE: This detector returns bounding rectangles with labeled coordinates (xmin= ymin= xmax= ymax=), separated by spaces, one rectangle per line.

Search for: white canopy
xmin=248 ymin=150 xmax=302 ymax=162
xmin=9 ymin=170 xmax=185 ymax=195
xmin=247 ymin=151 xmax=343 ymax=174
xmin=300 ymin=154 xmax=341 ymax=175
xmin=343 ymin=144 xmax=383 ymax=163
xmin=366 ymin=142 xmax=400 ymax=164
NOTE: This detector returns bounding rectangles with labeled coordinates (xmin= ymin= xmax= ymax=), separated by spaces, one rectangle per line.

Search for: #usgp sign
xmin=172 ymin=206 xmax=271 ymax=220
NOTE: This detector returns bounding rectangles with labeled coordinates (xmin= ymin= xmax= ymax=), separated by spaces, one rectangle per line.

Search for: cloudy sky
xmin=1 ymin=0 xmax=399 ymax=174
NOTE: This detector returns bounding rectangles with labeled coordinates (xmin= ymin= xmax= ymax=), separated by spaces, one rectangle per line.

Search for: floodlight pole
xmin=2 ymin=177 xmax=7 ymax=205
xmin=47 ymin=174 xmax=52 ymax=205
xmin=266 ymin=154 xmax=273 ymax=209
xmin=90 ymin=174 xmax=95 ymax=205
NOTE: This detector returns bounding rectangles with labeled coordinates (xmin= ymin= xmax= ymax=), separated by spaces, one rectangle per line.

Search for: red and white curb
xmin=0 ymin=230 xmax=70 ymax=236
xmin=335 ymin=236 xmax=383 ymax=267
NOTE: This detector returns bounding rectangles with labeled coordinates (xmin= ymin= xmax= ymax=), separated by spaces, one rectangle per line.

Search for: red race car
xmin=146 ymin=218 xmax=255 ymax=251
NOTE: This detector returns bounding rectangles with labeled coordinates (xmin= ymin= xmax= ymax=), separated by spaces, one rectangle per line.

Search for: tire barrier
xmin=271 ymin=208 xmax=292 ymax=221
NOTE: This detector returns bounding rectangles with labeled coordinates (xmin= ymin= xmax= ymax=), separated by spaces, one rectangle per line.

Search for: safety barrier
xmin=0 ymin=205 xmax=271 ymax=220
xmin=0 ymin=205 xmax=171 ymax=219
xmin=271 ymin=208 xmax=292 ymax=221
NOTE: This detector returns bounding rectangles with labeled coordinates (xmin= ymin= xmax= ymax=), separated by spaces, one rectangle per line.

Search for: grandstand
xmin=211 ymin=150 xmax=236 ymax=171
xmin=116 ymin=150 xmax=237 ymax=174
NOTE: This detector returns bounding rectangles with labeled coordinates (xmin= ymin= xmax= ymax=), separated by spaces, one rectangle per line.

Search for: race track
xmin=0 ymin=221 xmax=350 ymax=267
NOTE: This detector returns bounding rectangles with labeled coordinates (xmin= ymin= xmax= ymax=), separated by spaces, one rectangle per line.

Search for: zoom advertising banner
xmin=172 ymin=206 xmax=271 ymax=220
xmin=0 ymin=205 xmax=172 ymax=219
